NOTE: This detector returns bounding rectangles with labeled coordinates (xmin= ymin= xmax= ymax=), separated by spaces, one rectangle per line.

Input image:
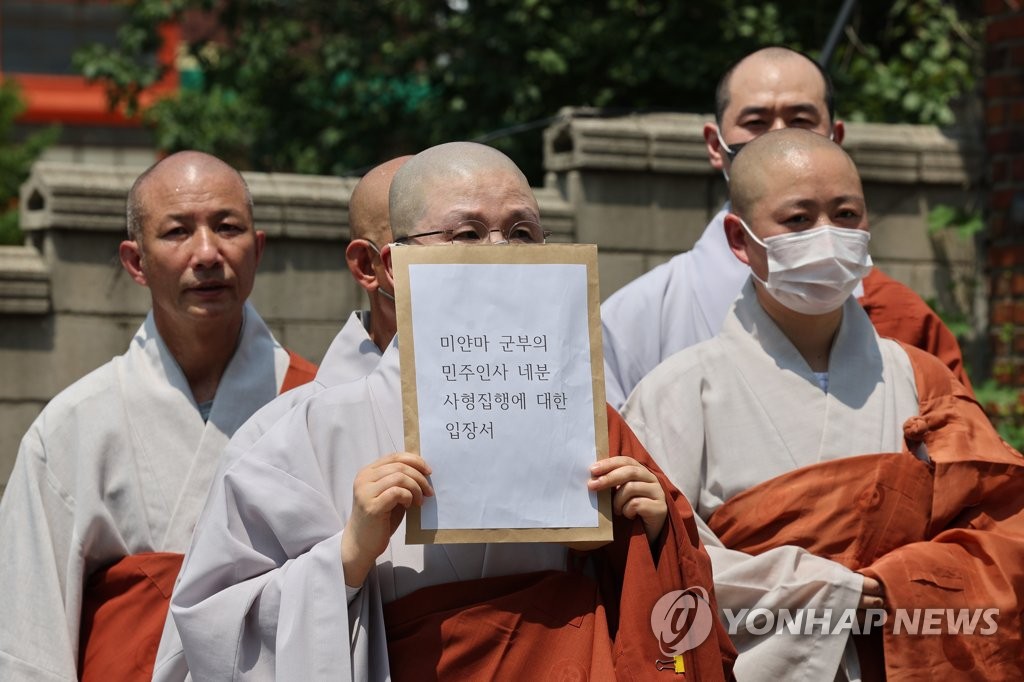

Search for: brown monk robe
xmin=384 ymin=407 xmax=738 ymax=681
xmin=77 ymin=352 xmax=317 ymax=682
xmin=859 ymin=268 xmax=971 ymax=391
xmin=708 ymin=344 xmax=1023 ymax=680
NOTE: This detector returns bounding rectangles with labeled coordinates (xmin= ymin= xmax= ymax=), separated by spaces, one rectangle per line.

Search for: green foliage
xmin=73 ymin=0 xmax=981 ymax=180
xmin=973 ymin=380 xmax=1024 ymax=451
xmin=834 ymin=0 xmax=980 ymax=126
xmin=927 ymin=203 xmax=984 ymax=239
xmin=72 ymin=0 xmax=187 ymax=118
xmin=0 ymin=80 xmax=60 ymax=246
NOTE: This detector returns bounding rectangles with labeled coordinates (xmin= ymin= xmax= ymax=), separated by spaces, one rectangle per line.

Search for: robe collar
xmin=116 ymin=301 xmax=285 ymax=548
xmin=315 ymin=310 xmax=384 ymax=388
xmin=719 ymin=280 xmax=897 ymax=466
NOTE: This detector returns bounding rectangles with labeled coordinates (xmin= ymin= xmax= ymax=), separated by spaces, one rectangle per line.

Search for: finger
xmin=366 ymin=470 xmax=431 ymax=510
xmin=859 ymin=595 xmax=885 ymax=610
xmin=590 ymin=456 xmax=650 ymax=478
xmin=376 ymin=485 xmax=416 ymax=512
xmin=860 ymin=577 xmax=884 ymax=597
xmin=363 ymin=462 xmax=434 ymax=497
xmin=372 ymin=452 xmax=432 ymax=476
xmin=612 ymin=482 xmax=664 ymax=518
xmin=589 ymin=462 xmax=657 ymax=492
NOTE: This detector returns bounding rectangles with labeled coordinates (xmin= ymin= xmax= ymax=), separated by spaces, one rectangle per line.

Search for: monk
xmin=623 ymin=129 xmax=1024 ymax=679
xmin=149 ymin=156 xmax=412 ymax=680
xmin=170 ymin=142 xmax=736 ymax=680
xmin=0 ymin=152 xmax=316 ymax=681
xmin=601 ymin=46 xmax=969 ymax=408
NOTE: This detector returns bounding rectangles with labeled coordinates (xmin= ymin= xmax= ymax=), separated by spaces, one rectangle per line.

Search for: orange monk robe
xmin=76 ymin=351 xmax=316 ymax=682
xmin=707 ymin=344 xmax=1024 ymax=679
xmin=384 ymin=406 xmax=737 ymax=681
xmin=859 ymin=268 xmax=971 ymax=391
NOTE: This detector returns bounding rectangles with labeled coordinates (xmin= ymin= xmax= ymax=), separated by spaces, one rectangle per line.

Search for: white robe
xmin=601 ymin=204 xmax=863 ymax=409
xmin=170 ymin=341 xmax=568 ymax=680
xmin=152 ymin=309 xmax=384 ymax=681
xmin=0 ymin=303 xmax=291 ymax=681
xmin=622 ymin=281 xmax=920 ymax=681
xmin=221 ymin=309 xmax=382 ymax=458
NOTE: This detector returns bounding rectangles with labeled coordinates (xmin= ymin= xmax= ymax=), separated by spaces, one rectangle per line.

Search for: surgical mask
xmin=739 ymin=218 xmax=872 ymax=315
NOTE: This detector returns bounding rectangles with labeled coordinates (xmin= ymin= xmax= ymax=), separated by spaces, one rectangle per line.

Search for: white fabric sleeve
xmin=601 ymin=288 xmax=655 ymax=411
xmin=0 ymin=429 xmax=80 ymax=682
xmin=345 ymin=582 xmax=363 ymax=603
xmin=171 ymin=448 xmax=356 ymax=680
xmin=697 ymin=516 xmax=864 ymax=682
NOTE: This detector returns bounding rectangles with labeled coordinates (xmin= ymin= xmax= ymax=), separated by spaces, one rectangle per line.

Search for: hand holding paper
xmin=341 ymin=452 xmax=434 ymax=587
xmin=589 ymin=456 xmax=667 ymax=543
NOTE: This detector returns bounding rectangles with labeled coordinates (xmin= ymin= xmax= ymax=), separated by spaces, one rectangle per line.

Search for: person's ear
xmin=345 ymin=239 xmax=378 ymax=293
xmin=704 ymin=122 xmax=726 ymax=171
xmin=723 ymin=213 xmax=751 ymax=266
xmin=831 ymin=120 xmax=845 ymax=145
xmin=119 ymin=240 xmax=148 ymax=286
xmin=380 ymin=242 xmax=396 ymax=288
xmin=253 ymin=229 xmax=266 ymax=268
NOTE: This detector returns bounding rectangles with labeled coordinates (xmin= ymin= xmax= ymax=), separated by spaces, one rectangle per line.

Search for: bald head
xmin=716 ymin=47 xmax=834 ymax=124
xmin=730 ymin=128 xmax=858 ymax=220
xmin=388 ymin=142 xmax=536 ymax=241
xmin=127 ymin=151 xmax=252 ymax=242
xmin=349 ymin=155 xmax=412 ymax=246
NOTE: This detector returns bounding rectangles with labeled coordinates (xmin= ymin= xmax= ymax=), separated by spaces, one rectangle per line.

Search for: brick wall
xmin=986 ymin=2 xmax=1024 ymax=387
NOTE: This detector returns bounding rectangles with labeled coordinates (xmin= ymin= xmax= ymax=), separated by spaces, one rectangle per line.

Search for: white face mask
xmin=739 ymin=218 xmax=873 ymax=315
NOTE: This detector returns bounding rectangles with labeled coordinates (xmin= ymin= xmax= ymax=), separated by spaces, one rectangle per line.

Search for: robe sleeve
xmin=601 ymin=272 xmax=669 ymax=411
xmin=600 ymin=407 xmax=737 ymax=680
xmin=170 ymin=407 xmax=371 ymax=680
xmin=623 ymin=371 xmax=864 ymax=681
xmin=0 ymin=427 xmax=80 ymax=681
xmin=858 ymin=268 xmax=971 ymax=391
xmin=859 ymin=344 xmax=1024 ymax=676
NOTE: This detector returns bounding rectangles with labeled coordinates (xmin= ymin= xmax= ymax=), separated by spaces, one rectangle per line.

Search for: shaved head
xmin=349 ymin=155 xmax=412 ymax=245
xmin=388 ymin=142 xmax=535 ymax=240
xmin=730 ymin=128 xmax=857 ymax=220
xmin=127 ymin=151 xmax=252 ymax=242
xmin=716 ymin=46 xmax=834 ymax=124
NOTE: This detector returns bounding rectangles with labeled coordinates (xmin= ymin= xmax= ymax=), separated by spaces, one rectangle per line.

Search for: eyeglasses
xmin=393 ymin=220 xmax=550 ymax=245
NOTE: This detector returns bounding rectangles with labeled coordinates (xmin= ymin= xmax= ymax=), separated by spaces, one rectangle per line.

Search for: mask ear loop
xmin=737 ymin=217 xmax=768 ymax=248
xmin=366 ymin=240 xmax=396 ymax=302
xmin=716 ymin=127 xmax=740 ymax=160
xmin=736 ymin=217 xmax=771 ymax=288
xmin=715 ymin=127 xmax=736 ymax=183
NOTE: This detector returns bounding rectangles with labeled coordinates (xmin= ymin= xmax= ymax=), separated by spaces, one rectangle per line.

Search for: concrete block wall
xmin=0 ymin=162 xmax=577 ymax=494
xmin=543 ymin=110 xmax=982 ymax=318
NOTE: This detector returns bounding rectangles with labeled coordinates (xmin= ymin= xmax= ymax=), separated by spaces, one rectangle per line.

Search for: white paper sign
xmin=408 ymin=262 xmax=599 ymax=530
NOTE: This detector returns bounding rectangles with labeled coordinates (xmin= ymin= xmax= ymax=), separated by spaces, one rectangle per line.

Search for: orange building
xmin=1 ymin=0 xmax=178 ymax=165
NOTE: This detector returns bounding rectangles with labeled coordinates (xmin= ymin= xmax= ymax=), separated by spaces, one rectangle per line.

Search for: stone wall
xmin=0 ymin=163 xmax=574 ymax=493
xmin=0 ymin=114 xmax=981 ymax=492
xmin=543 ymin=110 xmax=981 ymax=321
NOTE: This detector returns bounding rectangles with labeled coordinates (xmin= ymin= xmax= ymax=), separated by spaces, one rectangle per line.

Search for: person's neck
xmin=154 ymin=309 xmax=243 ymax=405
xmin=754 ymin=285 xmax=842 ymax=372
xmin=368 ymin=297 xmax=396 ymax=352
